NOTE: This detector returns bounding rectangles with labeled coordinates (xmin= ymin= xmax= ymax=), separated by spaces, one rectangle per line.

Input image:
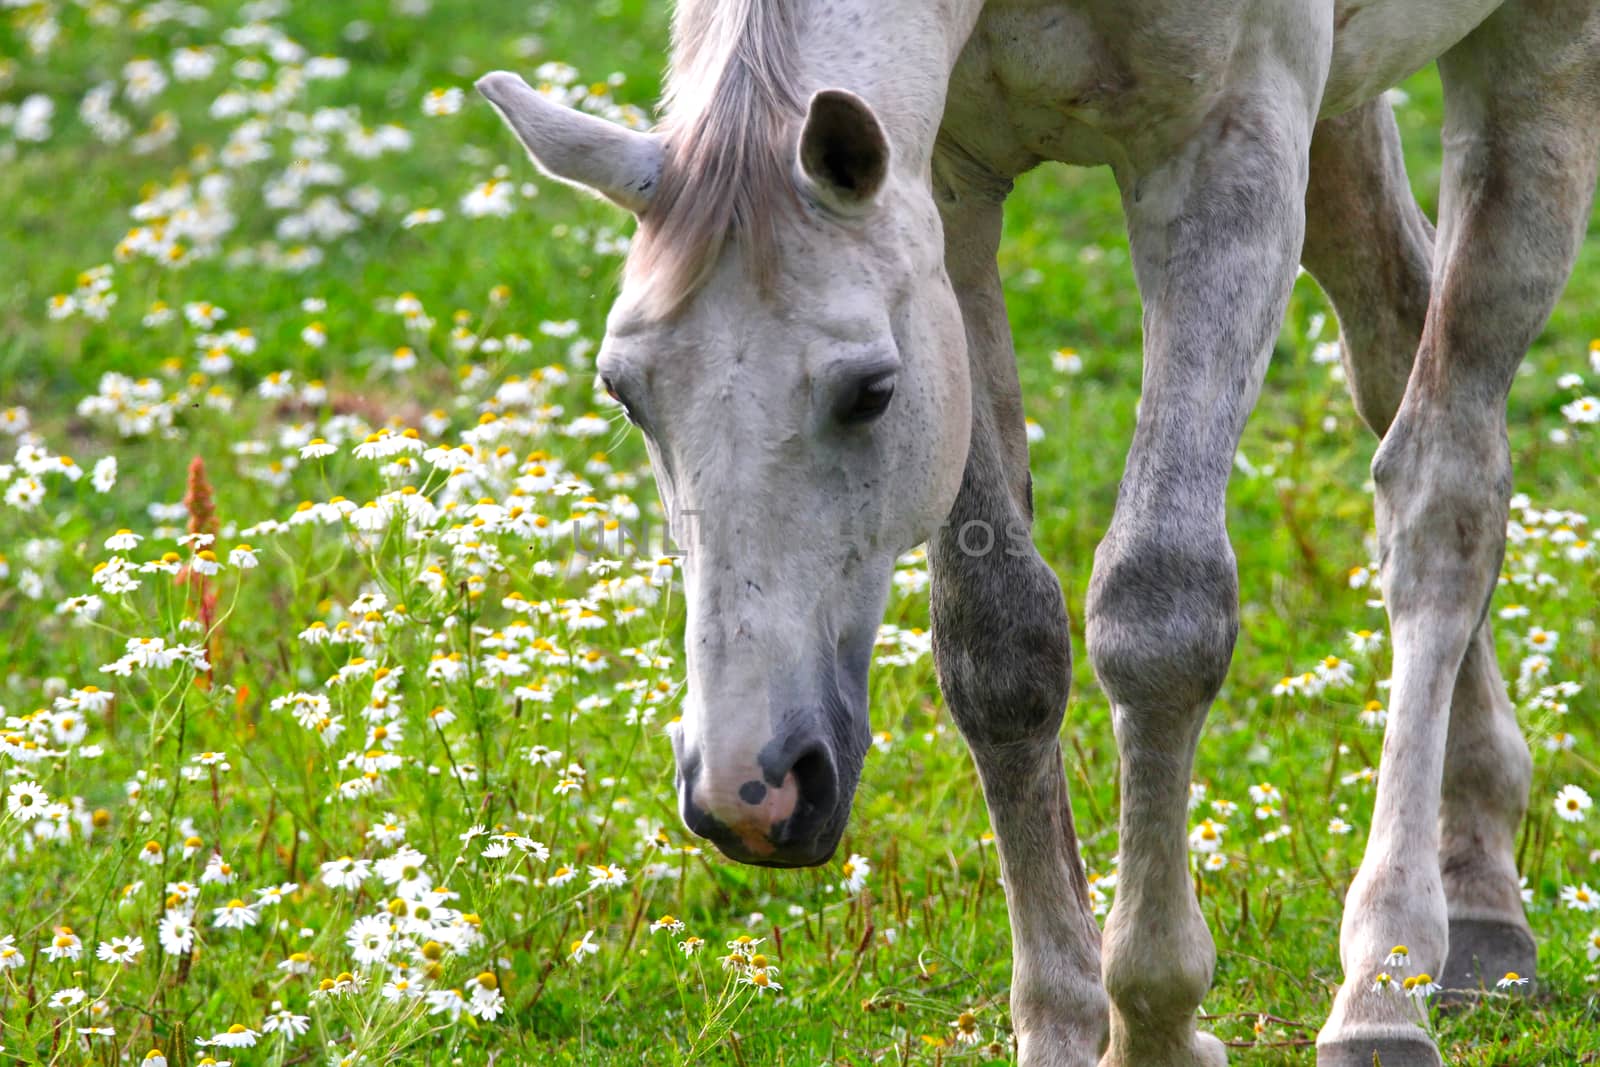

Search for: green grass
xmin=3 ymin=2 xmax=1599 ymax=1065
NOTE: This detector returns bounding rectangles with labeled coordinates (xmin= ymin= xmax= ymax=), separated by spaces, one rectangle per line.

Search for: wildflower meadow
xmin=3 ymin=1 xmax=1599 ymax=1064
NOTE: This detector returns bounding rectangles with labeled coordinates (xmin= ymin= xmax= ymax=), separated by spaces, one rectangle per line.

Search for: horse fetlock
xmin=1441 ymin=686 xmax=1531 ymax=832
xmin=1011 ymin=980 xmax=1110 ymax=1067
xmin=1441 ymin=915 xmax=1536 ymax=996
xmin=1443 ymin=745 xmax=1530 ymax=828
xmin=1341 ymin=872 xmax=1447 ymax=970
xmin=1101 ymin=1019 xmax=1227 ymax=1067
xmin=1018 ymin=1031 xmax=1102 ymax=1067
xmin=1102 ymin=909 xmax=1216 ymax=1037
xmin=1440 ymin=847 xmax=1525 ymax=922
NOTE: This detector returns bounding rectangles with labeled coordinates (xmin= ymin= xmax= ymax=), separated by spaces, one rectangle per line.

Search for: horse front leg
xmin=1089 ymin=75 xmax=1323 ymax=1067
xmin=930 ymin=182 xmax=1107 ymax=1067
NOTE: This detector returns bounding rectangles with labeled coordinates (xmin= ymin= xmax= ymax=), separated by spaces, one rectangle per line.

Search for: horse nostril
xmin=782 ymin=744 xmax=838 ymax=836
xmin=680 ymin=794 xmax=719 ymax=841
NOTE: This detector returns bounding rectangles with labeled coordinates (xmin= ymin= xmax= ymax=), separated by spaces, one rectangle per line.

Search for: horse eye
xmin=841 ymin=374 xmax=895 ymax=424
xmin=601 ymin=375 xmax=635 ymax=422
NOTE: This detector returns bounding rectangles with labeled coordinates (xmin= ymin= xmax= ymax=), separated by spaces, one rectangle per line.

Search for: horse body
xmin=945 ymin=0 xmax=1505 ymax=174
xmin=479 ymin=1 xmax=1600 ymax=1063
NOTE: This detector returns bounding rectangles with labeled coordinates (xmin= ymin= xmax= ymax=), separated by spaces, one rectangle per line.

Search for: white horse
xmin=478 ymin=1 xmax=1600 ymax=1063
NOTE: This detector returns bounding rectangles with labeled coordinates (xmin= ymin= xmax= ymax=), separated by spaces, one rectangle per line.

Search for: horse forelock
xmin=627 ymin=0 xmax=807 ymax=318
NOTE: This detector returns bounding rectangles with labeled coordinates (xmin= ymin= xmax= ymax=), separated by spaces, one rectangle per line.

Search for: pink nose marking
xmin=718 ymin=771 xmax=800 ymax=852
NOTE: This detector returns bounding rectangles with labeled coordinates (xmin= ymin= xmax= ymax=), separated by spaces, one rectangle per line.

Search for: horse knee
xmin=931 ymin=542 xmax=1072 ymax=750
xmin=1086 ymin=528 xmax=1238 ymax=724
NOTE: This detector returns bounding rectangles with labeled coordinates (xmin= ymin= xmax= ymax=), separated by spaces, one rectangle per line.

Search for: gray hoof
xmin=1441 ymin=916 xmax=1536 ymax=997
xmin=1317 ymin=1029 xmax=1443 ymax=1067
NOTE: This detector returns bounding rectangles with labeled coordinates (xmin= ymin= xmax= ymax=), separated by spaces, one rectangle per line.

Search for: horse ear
xmin=476 ymin=71 xmax=662 ymax=215
xmin=797 ymin=89 xmax=890 ymax=211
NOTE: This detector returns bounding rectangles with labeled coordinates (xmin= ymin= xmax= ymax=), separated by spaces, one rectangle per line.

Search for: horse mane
xmin=627 ymin=0 xmax=807 ymax=317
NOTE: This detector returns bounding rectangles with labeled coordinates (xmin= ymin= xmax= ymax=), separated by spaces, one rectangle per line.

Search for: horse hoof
xmin=1441 ymin=916 xmax=1536 ymax=997
xmin=1193 ymin=1031 xmax=1228 ymax=1067
xmin=1317 ymin=1026 xmax=1442 ymax=1067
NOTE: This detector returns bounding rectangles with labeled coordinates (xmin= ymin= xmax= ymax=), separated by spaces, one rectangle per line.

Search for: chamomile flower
xmin=375 ymin=847 xmax=432 ymax=895
xmin=740 ymin=968 xmax=782 ymax=994
xmin=568 ymin=930 xmax=598 ymax=963
xmin=278 ymin=952 xmax=314 ymax=976
xmin=91 ymin=456 xmax=117 ymax=492
xmin=1561 ymin=396 xmax=1600 ymax=424
xmin=1561 ymin=883 xmax=1599 ymax=912
xmin=158 ymin=910 xmax=196 ymax=955
xmin=7 ymin=780 xmax=49 ymax=815
xmin=1347 ymin=629 xmax=1383 ymax=653
xmin=49 ymin=986 xmax=88 ymax=1009
xmin=1188 ymin=819 xmax=1224 ymax=854
xmin=320 ymin=856 xmax=370 ymax=891
xmin=1525 ymin=627 xmax=1559 ymax=653
xmin=211 ymin=899 xmax=259 ymax=930
xmin=199 ymin=1024 xmax=259 ymax=1048
xmin=422 ymin=87 xmax=464 ymax=116
xmin=840 ymin=853 xmax=871 ymax=893
xmin=45 ymin=926 xmax=83 ymax=961
xmin=1248 ymin=782 xmax=1282 ymax=806
xmin=1554 ymin=784 xmax=1592 ymax=822
xmin=461 ymin=179 xmax=514 ymax=218
xmin=586 ymin=863 xmax=627 ymax=889
xmin=261 ymin=1007 xmax=311 ymax=1038
xmin=1402 ymin=973 xmax=1439 ymax=1000
xmin=403 ymin=208 xmax=445 ymax=228
xmin=95 ymin=936 xmax=144 ymax=964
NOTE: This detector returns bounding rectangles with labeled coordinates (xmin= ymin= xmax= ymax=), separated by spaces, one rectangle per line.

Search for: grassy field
xmin=3 ymin=1 xmax=1599 ymax=1064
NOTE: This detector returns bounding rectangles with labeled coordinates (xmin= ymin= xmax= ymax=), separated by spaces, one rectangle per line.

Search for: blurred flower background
xmin=1 ymin=1 xmax=1598 ymax=1063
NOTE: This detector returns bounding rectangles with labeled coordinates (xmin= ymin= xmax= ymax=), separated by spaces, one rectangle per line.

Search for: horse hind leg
xmin=1438 ymin=629 xmax=1536 ymax=996
xmin=1301 ymin=95 xmax=1432 ymax=442
xmin=1314 ymin=6 xmax=1600 ymax=1065
xmin=1302 ymin=97 xmax=1537 ymax=1000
